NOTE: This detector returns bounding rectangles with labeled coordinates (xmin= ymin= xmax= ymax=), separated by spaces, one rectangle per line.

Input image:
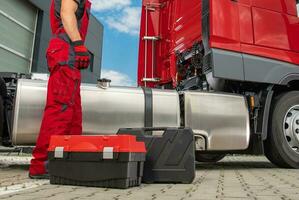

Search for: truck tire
xmin=195 ymin=152 xmax=226 ymax=163
xmin=0 ymin=95 xmax=4 ymax=144
xmin=264 ymin=91 xmax=299 ymax=168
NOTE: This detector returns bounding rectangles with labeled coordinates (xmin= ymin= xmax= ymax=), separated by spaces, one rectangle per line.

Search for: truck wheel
xmin=195 ymin=152 xmax=226 ymax=163
xmin=0 ymin=95 xmax=3 ymax=144
xmin=265 ymin=91 xmax=299 ymax=168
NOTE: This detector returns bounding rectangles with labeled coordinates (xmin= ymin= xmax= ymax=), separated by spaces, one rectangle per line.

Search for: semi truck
xmin=1 ymin=0 xmax=299 ymax=168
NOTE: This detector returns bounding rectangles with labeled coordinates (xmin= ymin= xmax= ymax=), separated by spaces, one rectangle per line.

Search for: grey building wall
xmin=28 ymin=0 xmax=103 ymax=83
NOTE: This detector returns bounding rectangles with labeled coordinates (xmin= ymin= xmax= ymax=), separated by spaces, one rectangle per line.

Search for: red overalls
xmin=29 ymin=0 xmax=91 ymax=176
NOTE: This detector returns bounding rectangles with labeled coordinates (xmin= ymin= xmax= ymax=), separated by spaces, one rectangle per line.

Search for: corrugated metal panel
xmin=0 ymin=0 xmax=37 ymax=73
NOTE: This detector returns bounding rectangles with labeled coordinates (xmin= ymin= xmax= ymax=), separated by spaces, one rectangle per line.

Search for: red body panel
xmin=210 ymin=0 xmax=241 ymax=52
xmin=138 ymin=0 xmax=299 ymax=87
xmin=210 ymin=0 xmax=299 ymax=64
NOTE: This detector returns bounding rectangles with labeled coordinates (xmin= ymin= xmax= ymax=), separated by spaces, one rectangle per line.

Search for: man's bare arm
xmin=61 ymin=0 xmax=81 ymax=42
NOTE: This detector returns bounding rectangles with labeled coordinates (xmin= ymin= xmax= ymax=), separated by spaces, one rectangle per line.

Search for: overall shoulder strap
xmin=79 ymin=0 xmax=91 ymax=42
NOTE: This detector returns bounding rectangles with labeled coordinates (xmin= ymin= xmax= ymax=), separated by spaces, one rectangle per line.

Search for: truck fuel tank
xmin=184 ymin=91 xmax=250 ymax=151
xmin=12 ymin=79 xmax=180 ymax=145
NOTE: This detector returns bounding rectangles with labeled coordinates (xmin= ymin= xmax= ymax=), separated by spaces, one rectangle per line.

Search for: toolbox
xmin=48 ymin=135 xmax=146 ymax=189
xmin=117 ymin=127 xmax=195 ymax=184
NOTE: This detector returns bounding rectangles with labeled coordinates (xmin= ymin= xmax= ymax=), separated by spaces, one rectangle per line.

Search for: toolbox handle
xmin=143 ymin=127 xmax=168 ymax=132
xmin=143 ymin=127 xmax=168 ymax=136
xmin=117 ymin=127 xmax=185 ymax=136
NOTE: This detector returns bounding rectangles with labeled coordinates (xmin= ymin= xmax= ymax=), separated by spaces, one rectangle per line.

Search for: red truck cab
xmin=138 ymin=0 xmax=299 ymax=88
xmin=138 ymin=0 xmax=299 ymax=168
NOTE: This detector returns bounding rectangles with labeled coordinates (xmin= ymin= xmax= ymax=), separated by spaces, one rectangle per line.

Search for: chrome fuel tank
xmin=12 ymin=79 xmax=180 ymax=145
xmin=184 ymin=91 xmax=250 ymax=150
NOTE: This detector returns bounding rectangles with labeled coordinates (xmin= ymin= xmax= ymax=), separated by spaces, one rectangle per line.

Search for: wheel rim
xmin=283 ymin=105 xmax=299 ymax=154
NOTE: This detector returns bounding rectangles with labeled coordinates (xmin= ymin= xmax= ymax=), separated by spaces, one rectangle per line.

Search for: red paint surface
xmin=138 ymin=0 xmax=299 ymax=88
xmin=210 ymin=0 xmax=241 ymax=52
xmin=48 ymin=135 xmax=146 ymax=153
xmin=138 ymin=0 xmax=201 ymax=87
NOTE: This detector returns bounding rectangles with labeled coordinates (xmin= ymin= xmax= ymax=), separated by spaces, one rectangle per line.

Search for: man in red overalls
xmin=29 ymin=0 xmax=92 ymax=179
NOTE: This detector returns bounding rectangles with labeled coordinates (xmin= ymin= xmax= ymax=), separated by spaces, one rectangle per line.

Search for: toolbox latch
xmin=103 ymin=147 xmax=114 ymax=159
xmin=54 ymin=147 xmax=64 ymax=158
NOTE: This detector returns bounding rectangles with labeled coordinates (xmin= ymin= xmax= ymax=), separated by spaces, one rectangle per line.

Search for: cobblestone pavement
xmin=0 ymin=154 xmax=298 ymax=200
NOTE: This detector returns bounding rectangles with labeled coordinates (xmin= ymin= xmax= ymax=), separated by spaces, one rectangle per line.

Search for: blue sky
xmin=91 ymin=0 xmax=142 ymax=86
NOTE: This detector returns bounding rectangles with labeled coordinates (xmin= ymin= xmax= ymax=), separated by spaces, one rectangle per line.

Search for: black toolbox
xmin=48 ymin=135 xmax=146 ymax=189
xmin=117 ymin=127 xmax=195 ymax=183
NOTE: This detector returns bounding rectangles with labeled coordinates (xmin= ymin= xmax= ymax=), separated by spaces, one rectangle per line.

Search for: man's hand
xmin=61 ymin=0 xmax=89 ymax=69
xmin=72 ymin=40 xmax=90 ymax=69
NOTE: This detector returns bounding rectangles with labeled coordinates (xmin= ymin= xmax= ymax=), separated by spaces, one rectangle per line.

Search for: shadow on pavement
xmin=196 ymin=161 xmax=276 ymax=170
xmin=0 ymin=164 xmax=29 ymax=171
xmin=5 ymin=164 xmax=29 ymax=170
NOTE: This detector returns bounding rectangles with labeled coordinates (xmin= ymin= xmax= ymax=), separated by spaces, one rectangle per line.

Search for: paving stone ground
xmin=0 ymin=154 xmax=298 ymax=200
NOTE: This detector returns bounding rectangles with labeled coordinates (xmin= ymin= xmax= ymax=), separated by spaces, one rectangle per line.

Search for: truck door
xmin=252 ymin=0 xmax=299 ymax=51
xmin=247 ymin=0 xmax=299 ymax=64
xmin=251 ymin=0 xmax=290 ymax=51
xmin=210 ymin=0 xmax=241 ymax=52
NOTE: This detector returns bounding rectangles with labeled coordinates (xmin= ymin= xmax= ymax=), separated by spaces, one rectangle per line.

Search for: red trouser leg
xmin=70 ymin=78 xmax=82 ymax=135
xmin=29 ymin=66 xmax=81 ymax=175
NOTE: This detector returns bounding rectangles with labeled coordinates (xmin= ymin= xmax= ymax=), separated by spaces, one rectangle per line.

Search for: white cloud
xmin=91 ymin=0 xmax=141 ymax=36
xmin=106 ymin=7 xmax=141 ymax=35
xmin=91 ymin=0 xmax=131 ymax=12
xmin=101 ymin=69 xmax=135 ymax=86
